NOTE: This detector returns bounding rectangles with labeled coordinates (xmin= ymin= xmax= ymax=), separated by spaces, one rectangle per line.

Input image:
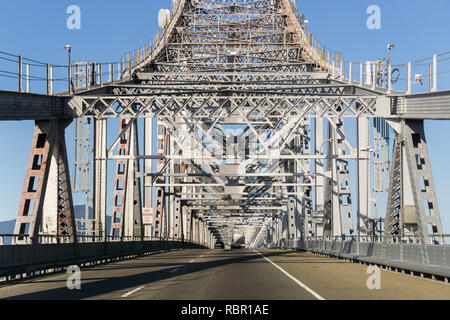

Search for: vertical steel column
xmin=15 ymin=120 xmax=76 ymax=244
xmin=144 ymin=118 xmax=153 ymax=237
xmin=169 ymin=136 xmax=176 ymax=238
xmin=300 ymin=120 xmax=313 ymax=239
xmin=153 ymin=120 xmax=167 ymax=238
xmin=287 ymin=199 xmax=297 ymax=245
xmin=286 ymin=137 xmax=297 ymax=243
xmin=402 ymin=120 xmax=444 ymax=244
xmin=432 ymin=54 xmax=438 ymax=92
xmin=131 ymin=121 xmax=143 ymax=239
xmin=56 ymin=122 xmax=78 ymax=242
xmin=385 ymin=132 xmax=403 ymax=242
xmin=173 ymin=199 xmax=181 ymax=239
xmin=196 ymin=218 xmax=200 ymax=243
xmin=192 ymin=217 xmax=197 ymax=243
xmin=324 ymin=120 xmax=354 ymax=238
xmin=314 ymin=117 xmax=325 ymax=237
xmin=110 ymin=119 xmax=132 ymax=239
xmin=174 ymin=162 xmax=187 ymax=240
xmin=185 ymin=209 xmax=192 ymax=241
xmin=182 ymin=206 xmax=189 ymax=242
xmin=199 ymin=221 xmax=204 ymax=245
xmin=357 ymin=117 xmax=371 ymax=239
xmin=93 ymin=119 xmax=107 ymax=241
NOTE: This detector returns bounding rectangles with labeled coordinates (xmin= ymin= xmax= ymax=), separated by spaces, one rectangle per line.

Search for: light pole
xmin=65 ymin=45 xmax=72 ymax=94
xmin=387 ymin=44 xmax=394 ymax=65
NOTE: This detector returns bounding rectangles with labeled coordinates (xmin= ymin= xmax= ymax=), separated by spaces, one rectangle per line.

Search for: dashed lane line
xmin=121 ymin=286 xmax=145 ymax=298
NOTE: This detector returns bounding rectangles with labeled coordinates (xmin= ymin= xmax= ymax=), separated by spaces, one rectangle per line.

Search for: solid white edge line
xmin=121 ymin=286 xmax=145 ymax=298
xmin=253 ymin=250 xmax=326 ymax=301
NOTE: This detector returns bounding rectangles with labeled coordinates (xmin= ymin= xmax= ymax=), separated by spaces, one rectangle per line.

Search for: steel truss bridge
xmin=1 ymin=0 xmax=450 ymax=292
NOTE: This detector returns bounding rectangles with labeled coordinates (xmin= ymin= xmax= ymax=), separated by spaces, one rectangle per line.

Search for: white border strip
xmin=121 ymin=286 xmax=145 ymax=298
xmin=253 ymin=250 xmax=326 ymax=300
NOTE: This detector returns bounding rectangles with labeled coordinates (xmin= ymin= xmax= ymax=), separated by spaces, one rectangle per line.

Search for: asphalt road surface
xmin=0 ymin=249 xmax=448 ymax=300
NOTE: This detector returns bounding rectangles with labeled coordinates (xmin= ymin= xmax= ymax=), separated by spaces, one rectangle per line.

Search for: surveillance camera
xmin=65 ymin=45 xmax=72 ymax=50
xmin=387 ymin=44 xmax=394 ymax=49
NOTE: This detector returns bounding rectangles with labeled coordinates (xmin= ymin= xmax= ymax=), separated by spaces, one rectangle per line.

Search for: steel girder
xmin=69 ymin=93 xmax=380 ymax=120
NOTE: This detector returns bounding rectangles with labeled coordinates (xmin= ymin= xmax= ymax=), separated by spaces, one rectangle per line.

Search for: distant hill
xmin=0 ymin=205 xmax=112 ymax=243
xmin=0 ymin=219 xmax=15 ymax=235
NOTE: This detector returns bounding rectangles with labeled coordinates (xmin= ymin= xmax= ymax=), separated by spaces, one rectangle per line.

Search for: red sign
xmin=142 ymin=207 xmax=153 ymax=225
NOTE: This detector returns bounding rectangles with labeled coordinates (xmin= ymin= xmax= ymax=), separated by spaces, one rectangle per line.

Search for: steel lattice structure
xmin=10 ymin=0 xmax=445 ymax=248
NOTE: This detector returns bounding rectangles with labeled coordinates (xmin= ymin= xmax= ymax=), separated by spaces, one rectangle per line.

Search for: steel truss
xmin=12 ymin=0 xmax=445 ymax=247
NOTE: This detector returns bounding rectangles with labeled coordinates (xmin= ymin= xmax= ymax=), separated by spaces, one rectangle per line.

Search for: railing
xmin=1 ymin=1 xmax=449 ymax=97
xmin=0 ymin=236 xmax=207 ymax=283
xmin=0 ymin=51 xmax=127 ymax=95
xmin=341 ymin=52 xmax=450 ymax=94
xmin=69 ymin=61 xmax=128 ymax=92
xmin=127 ymin=0 xmax=186 ymax=73
xmin=0 ymin=0 xmax=185 ymax=95
xmin=0 ymin=234 xmax=204 ymax=246
xmin=283 ymin=0 xmax=344 ymax=78
xmin=304 ymin=234 xmax=450 ymax=245
xmin=0 ymin=50 xmax=70 ymax=94
xmin=390 ymin=52 xmax=450 ymax=94
xmin=286 ymin=0 xmax=450 ymax=94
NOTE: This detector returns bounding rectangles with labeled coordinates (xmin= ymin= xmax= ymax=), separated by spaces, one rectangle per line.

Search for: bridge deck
xmin=0 ymin=90 xmax=71 ymax=121
xmin=394 ymin=90 xmax=450 ymax=120
xmin=0 ymin=249 xmax=448 ymax=300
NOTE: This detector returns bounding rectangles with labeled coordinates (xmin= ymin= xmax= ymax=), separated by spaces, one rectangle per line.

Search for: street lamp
xmin=387 ymin=44 xmax=394 ymax=65
xmin=65 ymin=45 xmax=72 ymax=94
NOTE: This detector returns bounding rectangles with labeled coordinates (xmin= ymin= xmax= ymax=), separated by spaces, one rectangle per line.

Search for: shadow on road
xmin=0 ymin=249 xmax=315 ymax=300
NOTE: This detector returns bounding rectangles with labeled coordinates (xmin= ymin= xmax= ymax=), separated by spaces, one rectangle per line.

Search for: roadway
xmin=0 ymin=249 xmax=448 ymax=300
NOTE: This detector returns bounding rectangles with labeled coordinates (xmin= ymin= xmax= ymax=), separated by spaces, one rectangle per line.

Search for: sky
xmin=0 ymin=0 xmax=450 ymax=233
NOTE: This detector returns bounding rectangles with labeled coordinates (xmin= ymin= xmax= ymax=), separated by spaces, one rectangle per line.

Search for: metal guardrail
xmin=342 ymin=52 xmax=450 ymax=95
xmin=0 ymin=51 xmax=127 ymax=95
xmin=305 ymin=234 xmax=450 ymax=245
xmin=0 ymin=234 xmax=204 ymax=246
xmin=0 ymin=239 xmax=207 ymax=283
xmin=291 ymin=239 xmax=450 ymax=281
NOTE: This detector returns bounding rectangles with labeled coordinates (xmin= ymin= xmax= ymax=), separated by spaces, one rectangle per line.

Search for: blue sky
xmin=0 ymin=0 xmax=450 ymax=233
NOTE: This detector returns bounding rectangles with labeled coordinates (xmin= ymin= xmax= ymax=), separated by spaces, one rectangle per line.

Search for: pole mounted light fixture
xmin=387 ymin=44 xmax=394 ymax=65
xmin=65 ymin=45 xmax=72 ymax=94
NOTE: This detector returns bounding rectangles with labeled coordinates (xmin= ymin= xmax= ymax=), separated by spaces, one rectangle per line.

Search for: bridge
xmin=0 ymin=0 xmax=449 ymax=301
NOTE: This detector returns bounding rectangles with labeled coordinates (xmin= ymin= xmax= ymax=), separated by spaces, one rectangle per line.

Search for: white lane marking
xmin=169 ymin=254 xmax=205 ymax=274
xmin=253 ymin=250 xmax=326 ymax=301
xmin=121 ymin=286 xmax=145 ymax=298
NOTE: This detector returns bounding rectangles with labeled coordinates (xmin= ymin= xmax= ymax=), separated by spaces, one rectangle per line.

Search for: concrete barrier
xmin=294 ymin=240 xmax=450 ymax=279
xmin=0 ymin=240 xmax=205 ymax=279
